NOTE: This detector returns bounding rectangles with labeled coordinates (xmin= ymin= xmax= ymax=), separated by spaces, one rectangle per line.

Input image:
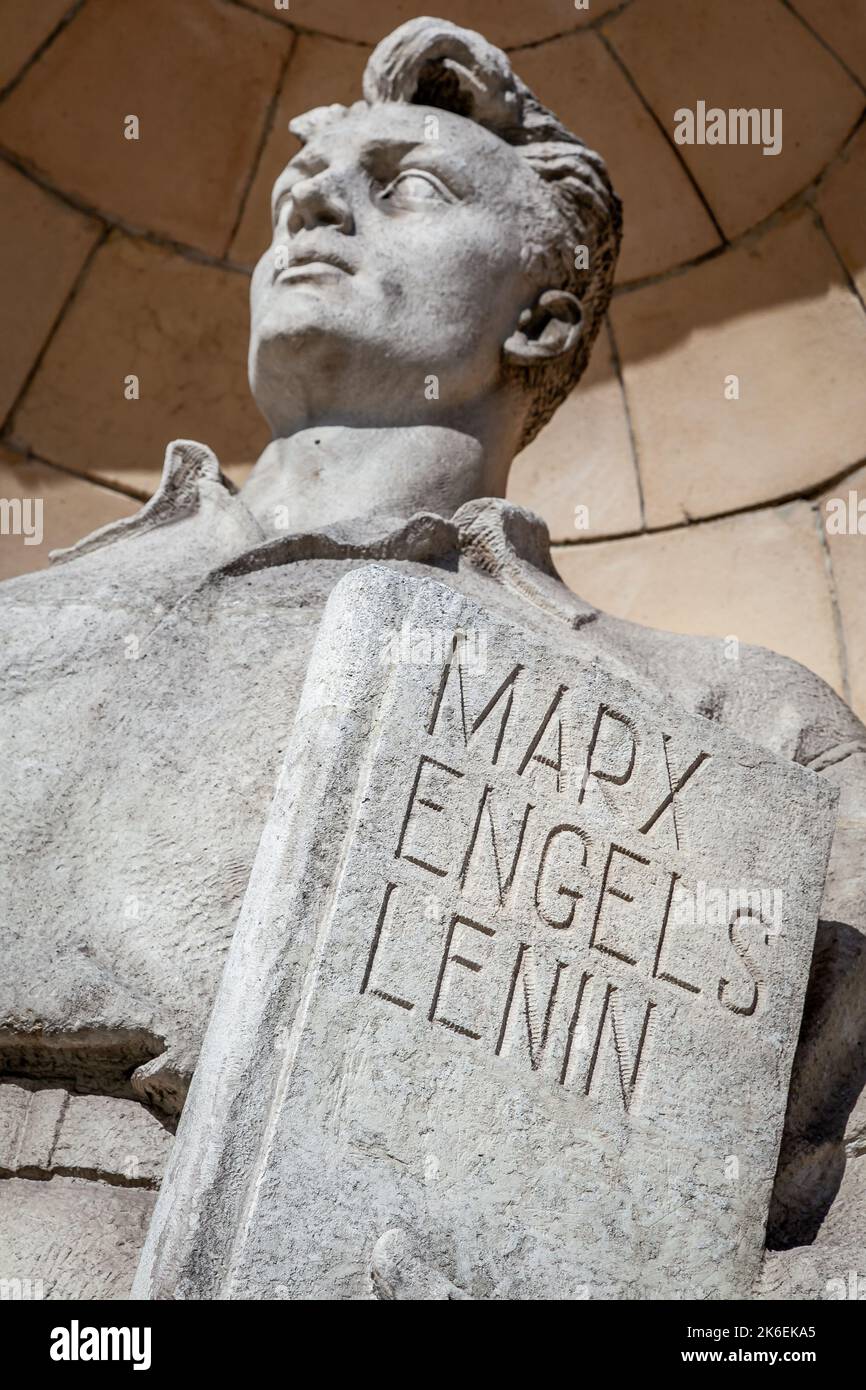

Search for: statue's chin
xmin=251 ymin=309 xmax=333 ymax=360
xmin=248 ymin=323 xmax=332 ymax=419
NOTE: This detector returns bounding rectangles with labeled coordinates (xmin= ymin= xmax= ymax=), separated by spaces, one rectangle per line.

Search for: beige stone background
xmin=1 ymin=0 xmax=864 ymax=712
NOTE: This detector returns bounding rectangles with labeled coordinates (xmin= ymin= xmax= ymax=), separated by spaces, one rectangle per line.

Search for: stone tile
xmin=610 ymin=212 xmax=866 ymax=528
xmin=242 ymin=0 xmax=619 ymax=49
xmin=11 ymin=234 xmax=269 ymax=495
xmin=507 ymin=321 xmax=641 ymax=541
xmin=0 ymin=1085 xmax=64 ymax=1169
xmin=231 ymin=34 xmax=369 ymax=267
xmin=514 ymin=32 xmax=720 ymax=283
xmin=0 ymin=162 xmax=101 ymax=426
xmin=821 ymin=463 xmax=866 ymax=723
xmin=606 ymin=0 xmax=864 ymax=238
xmin=818 ymin=124 xmax=866 ymax=304
xmin=0 ymin=0 xmax=71 ymax=92
xmin=0 ymin=1175 xmax=155 ymax=1299
xmin=0 ymin=0 xmax=289 ymax=257
xmin=790 ymin=0 xmax=866 ymax=87
xmin=0 ymin=1084 xmax=29 ymax=1165
xmin=553 ymin=501 xmax=845 ymax=698
xmin=55 ymin=1094 xmax=172 ymax=1184
xmin=0 ymin=447 xmax=138 ymax=582
xmin=0 ymin=1084 xmax=171 ymax=1183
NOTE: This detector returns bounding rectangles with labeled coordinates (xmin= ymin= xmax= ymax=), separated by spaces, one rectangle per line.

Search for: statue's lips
xmin=273 ymin=254 xmax=354 ymax=284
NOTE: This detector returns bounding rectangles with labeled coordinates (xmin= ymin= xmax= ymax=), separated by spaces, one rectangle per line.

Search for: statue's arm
xmin=769 ymin=694 xmax=866 ymax=1244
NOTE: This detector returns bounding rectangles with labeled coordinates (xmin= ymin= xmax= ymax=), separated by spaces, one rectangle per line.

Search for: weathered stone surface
xmin=0 ymin=0 xmax=71 ymax=93
xmin=54 ymin=1096 xmax=171 ymax=1185
xmin=0 ymin=161 xmax=100 ymax=427
xmin=789 ymin=0 xmax=866 ymax=87
xmin=12 ymin=235 xmax=268 ymax=492
xmin=2 ymin=11 xmax=865 ymax=1302
xmin=818 ymin=125 xmax=866 ymax=307
xmin=0 ymin=1085 xmax=171 ymax=1184
xmin=0 ymin=1086 xmax=65 ymax=1172
xmin=0 ymin=1175 xmax=155 ymax=1300
xmin=606 ymin=0 xmax=864 ymax=237
xmin=760 ymin=1153 xmax=866 ymax=1300
xmin=512 ymin=34 xmax=720 ymax=284
xmin=610 ymin=213 xmax=866 ymax=528
xmin=136 ymin=567 xmax=836 ymax=1300
xmin=0 ymin=0 xmax=289 ymax=257
xmin=0 ymin=1082 xmax=169 ymax=1302
xmin=553 ymin=501 xmax=847 ymax=707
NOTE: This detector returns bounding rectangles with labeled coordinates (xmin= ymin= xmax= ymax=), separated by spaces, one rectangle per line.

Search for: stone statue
xmin=1 ymin=17 xmax=864 ymax=1299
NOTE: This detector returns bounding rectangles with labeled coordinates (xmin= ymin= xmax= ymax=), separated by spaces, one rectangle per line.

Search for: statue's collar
xmin=51 ymin=439 xmax=596 ymax=631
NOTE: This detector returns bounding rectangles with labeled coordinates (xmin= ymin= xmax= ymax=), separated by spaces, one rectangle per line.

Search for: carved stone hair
xmin=290 ymin=17 xmax=623 ymax=450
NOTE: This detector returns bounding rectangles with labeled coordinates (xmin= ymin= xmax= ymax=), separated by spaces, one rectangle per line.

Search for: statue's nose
xmin=285 ymin=174 xmax=354 ymax=235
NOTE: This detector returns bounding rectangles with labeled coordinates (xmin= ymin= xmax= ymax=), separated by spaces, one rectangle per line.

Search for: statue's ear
xmin=503 ymin=290 xmax=583 ymax=366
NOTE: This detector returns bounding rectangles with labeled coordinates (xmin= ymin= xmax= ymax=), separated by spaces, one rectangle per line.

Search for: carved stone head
xmin=249 ymin=16 xmax=622 ymax=457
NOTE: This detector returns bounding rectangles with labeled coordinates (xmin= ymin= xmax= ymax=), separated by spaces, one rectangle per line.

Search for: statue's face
xmin=249 ymin=101 xmax=544 ymax=434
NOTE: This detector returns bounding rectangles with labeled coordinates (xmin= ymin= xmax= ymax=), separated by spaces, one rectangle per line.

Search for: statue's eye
xmin=380 ymin=170 xmax=452 ymax=206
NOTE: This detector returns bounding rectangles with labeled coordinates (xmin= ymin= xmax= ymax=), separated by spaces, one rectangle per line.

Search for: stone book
xmin=135 ymin=565 xmax=837 ymax=1301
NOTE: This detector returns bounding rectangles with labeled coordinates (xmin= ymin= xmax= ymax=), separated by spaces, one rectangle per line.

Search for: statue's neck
xmin=239 ymin=425 xmax=510 ymax=537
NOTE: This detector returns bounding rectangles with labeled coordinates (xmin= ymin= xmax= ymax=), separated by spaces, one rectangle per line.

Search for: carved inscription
xmin=360 ymin=639 xmax=774 ymax=1116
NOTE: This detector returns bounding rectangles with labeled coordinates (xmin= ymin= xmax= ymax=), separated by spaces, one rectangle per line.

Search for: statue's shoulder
xmin=0 ymin=439 xmax=265 ymax=618
xmin=0 ymin=440 xmax=266 ymax=688
xmin=43 ymin=439 xmax=263 ymax=572
xmin=595 ymin=610 xmax=865 ymax=770
xmin=441 ymin=498 xmax=864 ymax=768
